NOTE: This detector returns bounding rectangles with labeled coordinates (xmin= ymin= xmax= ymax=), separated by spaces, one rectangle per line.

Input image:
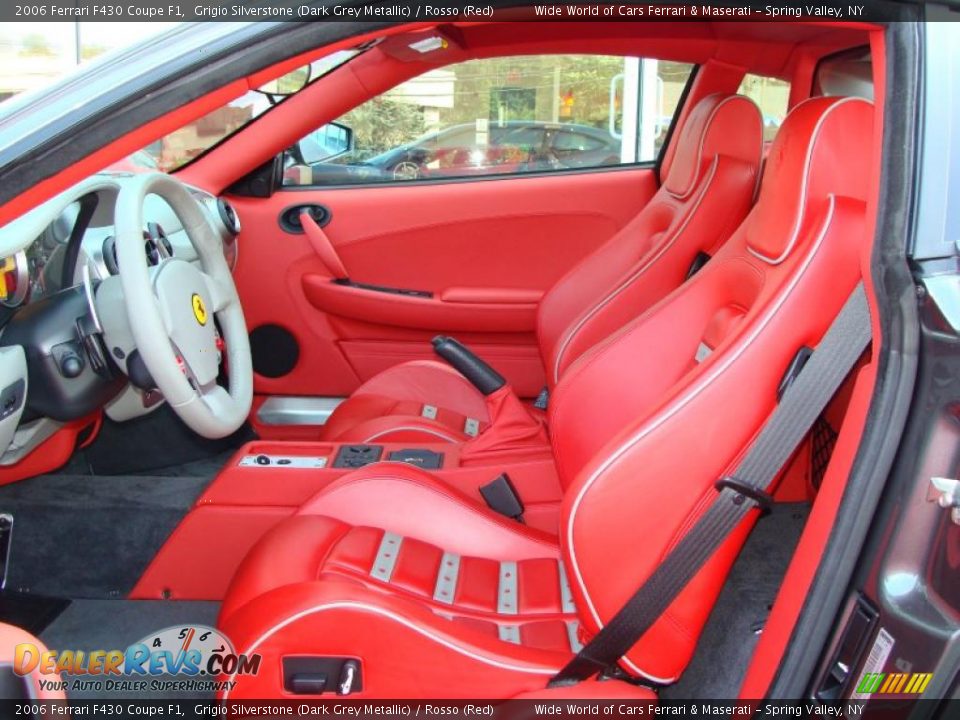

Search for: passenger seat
xmin=319 ymin=93 xmax=764 ymax=446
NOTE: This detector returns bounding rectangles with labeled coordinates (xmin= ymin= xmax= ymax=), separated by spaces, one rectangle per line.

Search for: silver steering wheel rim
xmin=114 ymin=173 xmax=252 ymax=438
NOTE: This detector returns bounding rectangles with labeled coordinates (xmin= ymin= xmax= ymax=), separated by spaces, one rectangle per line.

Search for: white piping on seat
xmin=665 ymin=95 xmax=759 ymax=200
xmin=552 ymin=157 xmax=719 ymax=384
xmin=364 ymin=426 xmax=458 ymax=443
xmin=551 ymin=97 xmax=768 ymax=384
xmin=565 ymin=195 xmax=840 ymax=682
xmin=746 ymin=97 xmax=871 ymax=265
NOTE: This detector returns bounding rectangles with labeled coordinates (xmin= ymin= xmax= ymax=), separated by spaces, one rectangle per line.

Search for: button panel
xmin=238 ymin=454 xmax=328 ymax=469
xmin=332 ymin=444 xmax=384 ymax=469
xmin=0 ymin=380 xmax=24 ymax=421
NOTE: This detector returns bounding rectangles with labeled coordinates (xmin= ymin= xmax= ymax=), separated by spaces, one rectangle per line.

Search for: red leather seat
xmin=219 ymin=96 xmax=873 ymax=698
xmin=319 ymin=93 xmax=764 ymax=445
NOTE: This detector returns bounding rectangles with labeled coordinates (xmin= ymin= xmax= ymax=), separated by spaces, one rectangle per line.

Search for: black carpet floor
xmin=58 ymin=405 xmax=252 ymax=477
xmin=40 ymin=599 xmax=220 ymax=700
xmin=662 ymin=502 xmax=811 ymax=700
xmin=0 ymin=472 xmax=211 ymax=599
xmin=0 ymin=407 xmax=241 ymax=600
xmin=0 ymin=412 xmax=245 ymax=701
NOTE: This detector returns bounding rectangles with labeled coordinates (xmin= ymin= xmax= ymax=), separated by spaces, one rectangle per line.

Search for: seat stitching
xmin=746 ymin=97 xmax=871 ymax=265
xmin=323 ymin=563 xmax=575 ymax=621
xmin=550 ymin=255 xmax=764 ymax=485
xmin=666 ymin=95 xmax=760 ymax=200
xmin=306 ymin=475 xmax=560 ymax=554
xmin=363 ymin=425 xmax=460 ymax=443
xmin=552 ymin=158 xmax=718 ymax=384
xmin=313 ymin=523 xmax=354 ymax=582
xmin=221 ymin=602 xmax=565 ymax=700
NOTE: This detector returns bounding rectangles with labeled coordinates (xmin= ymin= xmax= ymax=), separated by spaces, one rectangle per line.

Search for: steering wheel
xmin=114 ymin=173 xmax=252 ymax=438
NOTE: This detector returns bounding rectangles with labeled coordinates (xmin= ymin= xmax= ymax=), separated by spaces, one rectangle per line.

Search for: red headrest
xmin=746 ymin=96 xmax=874 ymax=264
xmin=663 ymin=93 xmax=763 ymax=199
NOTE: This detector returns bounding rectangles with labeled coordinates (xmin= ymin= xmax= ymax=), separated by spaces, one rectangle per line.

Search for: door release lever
xmin=930 ymin=476 xmax=960 ymax=525
xmin=301 ymin=211 xmax=349 ymax=280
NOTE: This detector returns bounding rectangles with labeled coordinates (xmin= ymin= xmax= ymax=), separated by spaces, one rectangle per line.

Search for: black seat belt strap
xmin=549 ymin=283 xmax=871 ymax=687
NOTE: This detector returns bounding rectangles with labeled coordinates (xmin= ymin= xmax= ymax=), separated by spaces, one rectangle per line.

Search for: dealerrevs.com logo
xmin=13 ymin=625 xmax=260 ymax=693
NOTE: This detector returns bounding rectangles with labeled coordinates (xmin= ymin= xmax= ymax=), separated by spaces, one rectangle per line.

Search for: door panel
xmin=228 ymin=166 xmax=657 ymax=400
xmin=301 ymin=275 xmax=539 ymax=331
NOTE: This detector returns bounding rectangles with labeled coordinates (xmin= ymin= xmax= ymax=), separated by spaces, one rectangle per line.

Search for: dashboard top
xmin=0 ymin=171 xmax=238 ymax=315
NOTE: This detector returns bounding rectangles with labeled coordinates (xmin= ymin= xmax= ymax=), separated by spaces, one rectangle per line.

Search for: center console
xmin=235 ymin=444 xmax=447 ymax=470
xmin=130 ymin=438 xmax=560 ymax=602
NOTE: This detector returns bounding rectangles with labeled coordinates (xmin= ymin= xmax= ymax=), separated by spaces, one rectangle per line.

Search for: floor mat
xmin=662 ymin=502 xmax=811 ymax=700
xmin=59 ymin=405 xmax=252 ymax=476
xmin=40 ymin=599 xmax=220 ymax=700
xmin=0 ymin=591 xmax=70 ymax=635
xmin=131 ymin=452 xmax=235 ymax=479
xmin=0 ymin=472 xmax=210 ymax=598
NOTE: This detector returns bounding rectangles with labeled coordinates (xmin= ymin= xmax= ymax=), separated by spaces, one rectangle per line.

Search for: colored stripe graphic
xmin=855 ymin=673 xmax=884 ymax=694
xmin=856 ymin=671 xmax=932 ymax=695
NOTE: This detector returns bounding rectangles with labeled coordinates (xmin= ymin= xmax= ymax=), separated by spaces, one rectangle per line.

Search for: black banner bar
xmin=1 ymin=1 xmax=918 ymax=24
xmin=0 ymin=698 xmax=952 ymax=719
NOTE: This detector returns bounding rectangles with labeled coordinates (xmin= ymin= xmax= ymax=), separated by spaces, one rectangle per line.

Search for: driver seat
xmin=318 ymin=93 xmax=764 ymax=445
xmin=218 ymin=96 xmax=873 ymax=698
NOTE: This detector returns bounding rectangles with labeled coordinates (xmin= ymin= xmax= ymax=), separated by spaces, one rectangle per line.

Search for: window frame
xmin=167 ymin=47 xmax=368 ymax=175
xmin=736 ymin=71 xmax=793 ymax=144
xmin=654 ymin=64 xmax=699 ymax=175
xmin=279 ymin=56 xmax=701 ymax=192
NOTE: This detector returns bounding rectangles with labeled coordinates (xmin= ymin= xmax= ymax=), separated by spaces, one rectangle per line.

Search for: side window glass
xmin=737 ymin=74 xmax=791 ymax=143
xmin=552 ymin=131 xmax=607 ymax=153
xmin=284 ymin=55 xmax=694 ymax=187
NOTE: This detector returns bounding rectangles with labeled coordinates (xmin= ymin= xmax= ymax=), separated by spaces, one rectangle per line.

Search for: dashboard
xmin=0 ymin=181 xmax=239 ymax=316
xmin=0 ymin=219 xmax=68 ymax=316
xmin=0 ymin=171 xmax=242 ymax=465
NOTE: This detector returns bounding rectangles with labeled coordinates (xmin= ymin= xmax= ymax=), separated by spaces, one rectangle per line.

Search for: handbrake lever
xmin=432 ymin=336 xmax=506 ymax=396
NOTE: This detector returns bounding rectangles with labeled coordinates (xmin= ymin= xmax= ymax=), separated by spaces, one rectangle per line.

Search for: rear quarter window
xmin=738 ymin=73 xmax=791 ymax=143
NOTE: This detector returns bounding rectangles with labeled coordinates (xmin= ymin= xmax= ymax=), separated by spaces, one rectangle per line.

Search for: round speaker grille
xmin=250 ymin=324 xmax=300 ymax=378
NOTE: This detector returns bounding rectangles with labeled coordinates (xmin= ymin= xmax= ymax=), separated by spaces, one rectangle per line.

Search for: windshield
xmin=129 ymin=49 xmax=359 ymax=173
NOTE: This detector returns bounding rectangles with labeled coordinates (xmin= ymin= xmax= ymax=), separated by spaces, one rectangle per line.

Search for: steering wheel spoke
xmin=200 ymin=270 xmax=233 ymax=313
xmin=197 ymin=382 xmax=234 ymax=416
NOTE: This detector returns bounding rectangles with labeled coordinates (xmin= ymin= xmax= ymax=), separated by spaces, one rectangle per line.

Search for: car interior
xmin=0 ymin=20 xmax=888 ymax=701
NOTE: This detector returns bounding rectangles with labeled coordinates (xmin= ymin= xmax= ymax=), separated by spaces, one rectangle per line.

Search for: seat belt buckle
xmin=533 ymin=386 xmax=550 ymax=410
xmin=479 ymin=473 xmax=525 ymax=523
xmin=685 ymin=250 xmax=712 ymax=280
xmin=714 ymin=476 xmax=773 ymax=516
xmin=777 ymin=346 xmax=814 ymax=401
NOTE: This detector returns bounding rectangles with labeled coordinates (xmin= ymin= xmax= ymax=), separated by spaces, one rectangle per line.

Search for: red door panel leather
xmin=441 ymin=288 xmax=544 ymax=304
xmin=332 ymin=208 xmax=636 ymax=294
xmin=229 ymin=168 xmax=657 ymax=398
xmin=301 ymin=275 xmax=538 ymax=332
xmin=301 ymin=211 xmax=349 ymax=278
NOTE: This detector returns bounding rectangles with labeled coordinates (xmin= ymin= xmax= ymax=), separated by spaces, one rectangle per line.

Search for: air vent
xmin=102 ymin=236 xmax=119 ymax=274
xmin=101 ymin=232 xmax=170 ymax=274
xmin=217 ymin=198 xmax=241 ymax=235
